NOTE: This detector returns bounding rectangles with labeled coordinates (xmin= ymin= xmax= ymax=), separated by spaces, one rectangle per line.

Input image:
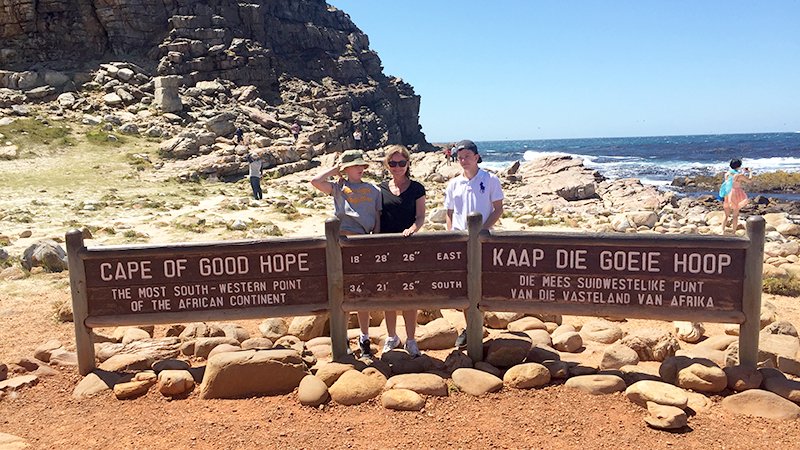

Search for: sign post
xmin=466 ymin=213 xmax=484 ymax=362
xmin=66 ymin=230 xmax=95 ymax=376
xmin=739 ymin=216 xmax=765 ymax=367
xmin=325 ymin=218 xmax=348 ymax=361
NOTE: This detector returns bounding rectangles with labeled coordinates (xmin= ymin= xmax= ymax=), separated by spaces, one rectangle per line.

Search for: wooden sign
xmin=341 ymin=236 xmax=468 ymax=306
xmin=82 ymin=241 xmax=327 ymax=316
xmin=66 ymin=215 xmax=765 ymax=375
xmin=481 ymin=236 xmax=748 ymax=322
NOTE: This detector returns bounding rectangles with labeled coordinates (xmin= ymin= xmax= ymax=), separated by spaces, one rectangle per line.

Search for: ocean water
xmin=476 ymin=132 xmax=800 ymax=190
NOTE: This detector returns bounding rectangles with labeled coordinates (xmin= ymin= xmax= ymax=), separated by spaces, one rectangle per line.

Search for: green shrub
xmin=86 ymin=127 xmax=127 ymax=147
xmin=0 ymin=118 xmax=72 ymax=149
xmin=762 ymin=277 xmax=800 ymax=296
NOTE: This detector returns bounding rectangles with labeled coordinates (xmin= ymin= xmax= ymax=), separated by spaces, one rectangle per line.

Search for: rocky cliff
xmin=0 ymin=0 xmax=430 ymax=158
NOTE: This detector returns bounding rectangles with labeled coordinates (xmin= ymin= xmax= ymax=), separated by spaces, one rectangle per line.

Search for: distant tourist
xmin=291 ymin=121 xmax=302 ymax=142
xmin=246 ymin=153 xmax=264 ymax=200
xmin=310 ymin=150 xmax=382 ymax=358
xmin=444 ymin=139 xmax=504 ymax=349
xmin=443 ymin=145 xmax=452 ymax=164
xmin=379 ymin=145 xmax=426 ymax=357
xmin=719 ymin=158 xmax=752 ymax=234
xmin=353 ymin=127 xmax=362 ymax=150
xmin=450 ymin=144 xmax=458 ymax=163
xmin=234 ymin=127 xmax=244 ymax=145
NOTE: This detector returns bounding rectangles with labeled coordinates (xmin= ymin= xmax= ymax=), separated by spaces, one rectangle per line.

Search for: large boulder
xmin=328 ymin=369 xmax=384 ymax=406
xmin=297 ymin=375 xmax=329 ymax=407
xmin=21 ymin=240 xmax=68 ymax=272
xmin=385 ymin=373 xmax=448 ymax=397
xmin=199 ymin=349 xmax=307 ymax=399
xmin=660 ymin=356 xmax=727 ymax=393
xmin=625 ymin=380 xmax=689 ymax=409
xmin=288 ymin=314 xmax=329 ymax=341
xmin=451 ymin=368 xmax=503 ymax=396
xmin=416 ymin=318 xmax=459 ymax=350
xmin=580 ymin=319 xmax=623 ymax=344
xmin=484 ymin=333 xmax=532 ymax=368
xmin=502 ymin=363 xmax=551 ymax=389
xmin=600 ymin=344 xmax=640 ymax=370
xmin=721 ymin=389 xmax=800 ymax=420
xmin=619 ymin=328 xmax=680 ymax=362
xmin=565 ymin=374 xmax=626 ymax=395
xmin=381 ymin=389 xmax=425 ymax=411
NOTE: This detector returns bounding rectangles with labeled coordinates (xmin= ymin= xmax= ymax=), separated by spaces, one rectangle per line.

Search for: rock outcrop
xmin=0 ymin=0 xmax=430 ymax=164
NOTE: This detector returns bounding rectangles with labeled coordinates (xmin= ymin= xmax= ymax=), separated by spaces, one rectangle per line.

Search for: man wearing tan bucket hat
xmin=311 ymin=149 xmax=382 ymax=357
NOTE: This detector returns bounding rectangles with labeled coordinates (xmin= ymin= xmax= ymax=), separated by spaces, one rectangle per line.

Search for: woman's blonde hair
xmin=383 ymin=145 xmax=412 ymax=177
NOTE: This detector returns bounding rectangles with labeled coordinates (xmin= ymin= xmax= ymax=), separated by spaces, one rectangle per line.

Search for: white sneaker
xmin=382 ymin=335 xmax=401 ymax=353
xmin=404 ymin=339 xmax=421 ymax=357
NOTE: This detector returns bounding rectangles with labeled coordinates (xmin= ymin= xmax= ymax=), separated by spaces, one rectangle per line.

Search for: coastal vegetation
xmin=763 ymin=277 xmax=800 ymax=297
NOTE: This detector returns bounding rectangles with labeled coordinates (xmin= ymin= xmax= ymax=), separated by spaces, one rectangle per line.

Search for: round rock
xmin=552 ymin=331 xmax=583 ymax=353
xmin=723 ymin=365 xmax=763 ymax=391
xmin=565 ymin=374 xmax=626 ymax=395
xmin=721 ymin=389 xmax=800 ymax=420
xmin=580 ymin=320 xmax=623 ymax=344
xmin=381 ymin=389 xmax=425 ymax=411
xmin=297 ymin=374 xmax=329 ymax=407
xmin=626 ymin=380 xmax=689 ymax=409
xmin=600 ymin=344 xmax=640 ymax=370
xmin=385 ymin=373 xmax=448 ymax=396
xmin=329 ymin=370 xmax=383 ymax=406
xmin=503 ymin=363 xmax=551 ymax=389
xmin=452 ymin=368 xmax=503 ymax=396
xmin=644 ymin=401 xmax=687 ymax=430
xmin=763 ymin=376 xmax=800 ymax=403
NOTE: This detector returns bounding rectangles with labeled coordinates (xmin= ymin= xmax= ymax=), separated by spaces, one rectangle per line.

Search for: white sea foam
xmin=481 ymin=161 xmax=514 ymax=172
xmin=522 ymin=150 xmax=575 ymax=161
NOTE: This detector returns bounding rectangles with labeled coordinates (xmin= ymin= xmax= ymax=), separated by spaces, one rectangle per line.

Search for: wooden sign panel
xmin=83 ymin=242 xmax=327 ymax=316
xmin=342 ymin=240 xmax=467 ymax=302
xmin=482 ymin=241 xmax=745 ymax=316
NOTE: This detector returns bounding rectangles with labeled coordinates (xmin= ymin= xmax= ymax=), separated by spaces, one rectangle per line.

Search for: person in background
xmin=234 ymin=127 xmax=244 ymax=145
xmin=246 ymin=152 xmax=263 ymax=200
xmin=379 ymin=145 xmax=426 ymax=357
xmin=450 ymin=143 xmax=458 ymax=163
xmin=444 ymin=139 xmax=504 ymax=349
xmin=310 ymin=150 xmax=382 ymax=358
xmin=291 ymin=121 xmax=301 ymax=142
xmin=719 ymin=158 xmax=753 ymax=234
xmin=443 ymin=145 xmax=452 ymax=164
xmin=353 ymin=127 xmax=362 ymax=150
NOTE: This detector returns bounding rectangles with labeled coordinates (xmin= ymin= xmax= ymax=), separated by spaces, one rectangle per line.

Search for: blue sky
xmin=328 ymin=1 xmax=800 ymax=142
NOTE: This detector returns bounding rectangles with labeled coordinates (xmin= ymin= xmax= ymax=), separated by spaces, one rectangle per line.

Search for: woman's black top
xmin=379 ymin=180 xmax=426 ymax=233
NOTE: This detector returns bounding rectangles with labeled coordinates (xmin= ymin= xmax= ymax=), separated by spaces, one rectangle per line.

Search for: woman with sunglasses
xmin=379 ymin=145 xmax=426 ymax=357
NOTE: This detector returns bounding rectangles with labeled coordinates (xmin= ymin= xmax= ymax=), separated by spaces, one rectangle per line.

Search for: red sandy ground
xmin=1 ymin=273 xmax=800 ymax=449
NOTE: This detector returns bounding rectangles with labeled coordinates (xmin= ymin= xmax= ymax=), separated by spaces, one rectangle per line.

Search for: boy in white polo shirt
xmin=444 ymin=139 xmax=504 ymax=348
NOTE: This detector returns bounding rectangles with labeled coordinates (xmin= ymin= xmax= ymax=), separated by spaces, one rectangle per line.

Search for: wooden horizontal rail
xmin=85 ymin=304 xmax=329 ymax=328
xmin=478 ymin=300 xmax=746 ymax=324
xmin=342 ymin=299 xmax=469 ymax=312
xmin=484 ymin=230 xmax=751 ymax=249
xmin=80 ymin=237 xmax=327 ymax=259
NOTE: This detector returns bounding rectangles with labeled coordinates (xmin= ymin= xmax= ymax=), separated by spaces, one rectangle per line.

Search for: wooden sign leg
xmin=739 ymin=216 xmax=765 ymax=367
xmin=66 ymin=230 xmax=96 ymax=375
xmin=325 ymin=218 xmax=348 ymax=361
xmin=466 ymin=213 xmax=484 ymax=362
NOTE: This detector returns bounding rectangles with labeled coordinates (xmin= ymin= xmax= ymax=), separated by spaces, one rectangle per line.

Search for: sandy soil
xmin=1 ymin=131 xmax=800 ymax=449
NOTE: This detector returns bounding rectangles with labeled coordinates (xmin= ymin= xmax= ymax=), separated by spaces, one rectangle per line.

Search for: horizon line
xmin=429 ymin=130 xmax=799 ymax=145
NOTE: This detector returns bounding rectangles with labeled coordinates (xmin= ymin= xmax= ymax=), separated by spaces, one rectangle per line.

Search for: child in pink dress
xmin=720 ymin=158 xmax=752 ymax=233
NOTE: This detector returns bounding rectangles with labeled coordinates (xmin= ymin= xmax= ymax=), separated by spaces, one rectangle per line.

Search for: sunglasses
xmin=387 ymin=160 xmax=408 ymax=167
